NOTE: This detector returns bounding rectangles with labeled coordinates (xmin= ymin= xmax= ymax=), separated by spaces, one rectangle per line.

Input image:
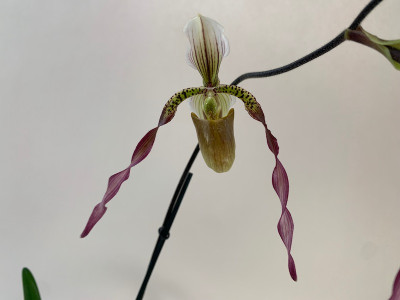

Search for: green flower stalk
xmin=345 ymin=26 xmax=400 ymax=70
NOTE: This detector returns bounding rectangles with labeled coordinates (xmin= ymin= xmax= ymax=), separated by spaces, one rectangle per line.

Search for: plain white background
xmin=1 ymin=0 xmax=400 ymax=299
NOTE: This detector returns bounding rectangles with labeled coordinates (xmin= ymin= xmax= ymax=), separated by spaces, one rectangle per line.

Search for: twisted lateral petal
xmin=81 ymin=87 xmax=205 ymax=238
xmin=390 ymin=268 xmax=400 ymax=300
xmin=215 ymin=84 xmax=297 ymax=281
xmin=184 ymin=15 xmax=229 ymax=87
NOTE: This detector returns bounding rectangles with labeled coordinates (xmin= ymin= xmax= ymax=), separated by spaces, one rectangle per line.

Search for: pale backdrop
xmin=1 ymin=0 xmax=400 ymax=299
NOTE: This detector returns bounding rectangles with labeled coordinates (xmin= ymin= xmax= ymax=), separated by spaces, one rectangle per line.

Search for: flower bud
xmin=345 ymin=26 xmax=400 ymax=70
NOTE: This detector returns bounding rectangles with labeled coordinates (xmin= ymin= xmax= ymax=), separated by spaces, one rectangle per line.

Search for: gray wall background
xmin=1 ymin=0 xmax=400 ymax=299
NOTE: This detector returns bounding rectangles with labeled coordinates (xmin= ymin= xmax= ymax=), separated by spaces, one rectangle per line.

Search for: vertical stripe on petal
xmin=81 ymin=87 xmax=205 ymax=238
xmin=184 ymin=15 xmax=229 ymax=87
xmin=215 ymin=84 xmax=297 ymax=281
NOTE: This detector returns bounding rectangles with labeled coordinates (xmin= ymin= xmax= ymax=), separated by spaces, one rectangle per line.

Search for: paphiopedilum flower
xmin=345 ymin=26 xmax=400 ymax=70
xmin=81 ymin=14 xmax=297 ymax=281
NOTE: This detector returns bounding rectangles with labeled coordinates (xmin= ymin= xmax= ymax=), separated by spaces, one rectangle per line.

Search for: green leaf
xmin=22 ymin=268 xmax=41 ymax=300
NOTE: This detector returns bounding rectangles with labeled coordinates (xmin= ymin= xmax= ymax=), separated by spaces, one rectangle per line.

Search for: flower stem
xmin=135 ymin=146 xmax=198 ymax=300
xmin=230 ymin=32 xmax=345 ymax=85
xmin=348 ymin=0 xmax=383 ymax=30
xmin=231 ymin=0 xmax=384 ymax=85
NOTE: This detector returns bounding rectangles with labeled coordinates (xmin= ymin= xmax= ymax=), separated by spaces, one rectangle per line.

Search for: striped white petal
xmin=184 ymin=15 xmax=229 ymax=87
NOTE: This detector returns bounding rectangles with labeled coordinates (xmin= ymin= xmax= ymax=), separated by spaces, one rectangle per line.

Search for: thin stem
xmin=230 ymin=32 xmax=345 ymax=86
xmin=135 ymin=147 xmax=198 ymax=300
xmin=231 ymin=0 xmax=384 ymax=86
xmin=136 ymin=172 xmax=194 ymax=300
xmin=349 ymin=0 xmax=383 ymax=30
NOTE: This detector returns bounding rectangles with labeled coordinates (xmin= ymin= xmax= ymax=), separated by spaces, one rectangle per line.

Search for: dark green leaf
xmin=22 ymin=268 xmax=41 ymax=300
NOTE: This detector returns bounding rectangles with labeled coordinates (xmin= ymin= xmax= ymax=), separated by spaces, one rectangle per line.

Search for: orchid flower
xmin=81 ymin=14 xmax=297 ymax=281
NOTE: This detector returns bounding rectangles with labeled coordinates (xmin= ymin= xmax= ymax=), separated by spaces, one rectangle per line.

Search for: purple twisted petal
xmin=80 ymin=87 xmax=205 ymax=238
xmin=81 ymin=128 xmax=159 ymax=238
xmin=213 ymin=84 xmax=297 ymax=280
xmin=390 ymin=268 xmax=400 ymax=300
xmin=249 ymin=100 xmax=297 ymax=281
